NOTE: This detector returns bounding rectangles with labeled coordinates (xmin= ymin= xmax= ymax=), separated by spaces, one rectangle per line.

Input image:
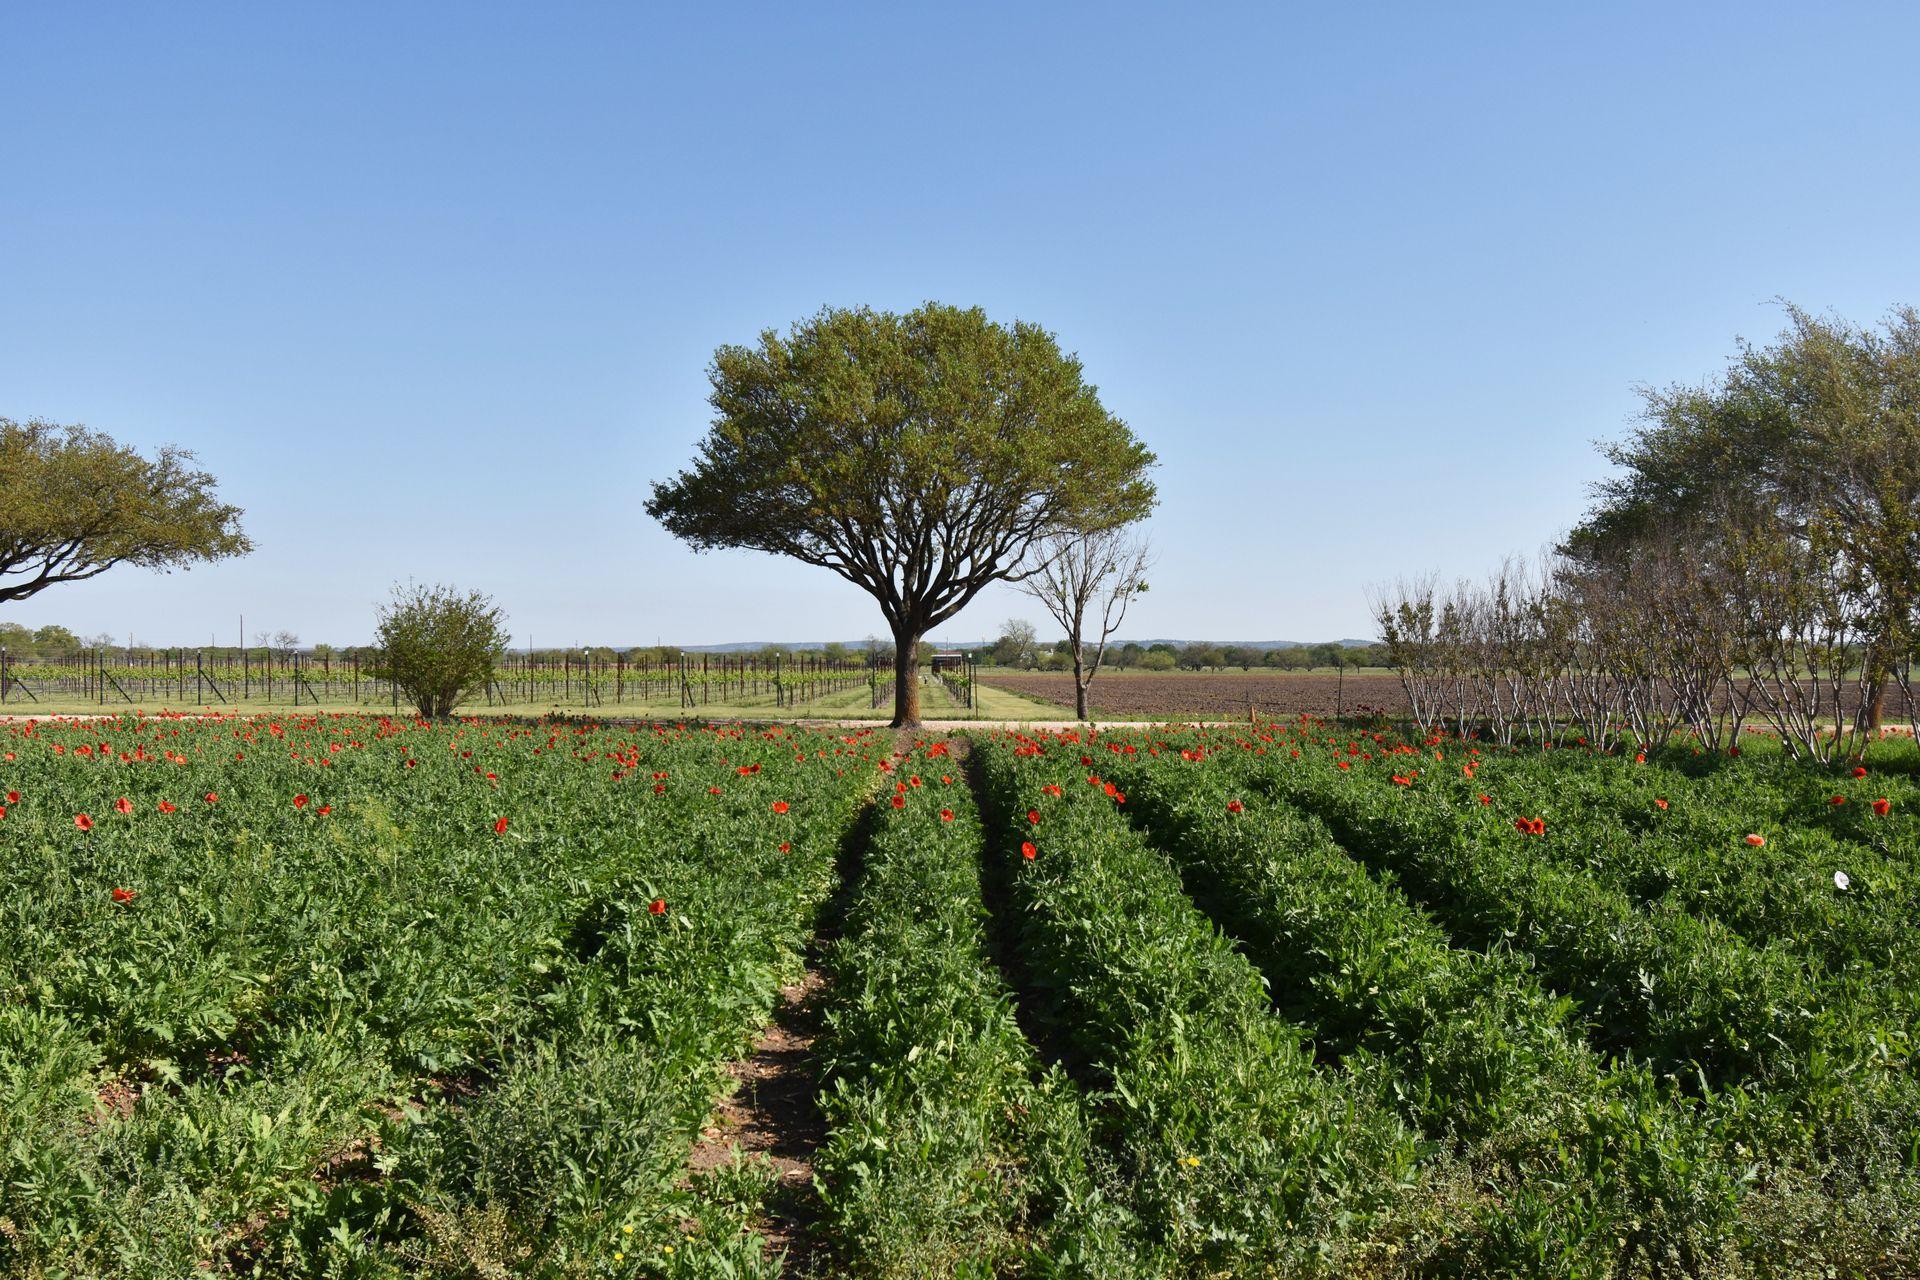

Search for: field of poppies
xmin=3 ymin=712 xmax=1918 ymax=1277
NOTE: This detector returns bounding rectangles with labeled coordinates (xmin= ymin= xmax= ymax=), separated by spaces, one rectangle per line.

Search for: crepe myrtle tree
xmin=646 ymin=303 xmax=1157 ymax=727
xmin=370 ymin=582 xmax=510 ymax=719
xmin=0 ymin=418 xmax=250 ymax=606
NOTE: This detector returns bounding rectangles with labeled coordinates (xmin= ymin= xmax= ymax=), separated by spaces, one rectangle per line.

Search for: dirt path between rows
xmin=686 ymin=970 xmax=831 ymax=1273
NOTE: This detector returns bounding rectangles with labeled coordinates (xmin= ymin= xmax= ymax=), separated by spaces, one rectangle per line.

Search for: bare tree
xmin=1019 ymin=528 xmax=1152 ymax=721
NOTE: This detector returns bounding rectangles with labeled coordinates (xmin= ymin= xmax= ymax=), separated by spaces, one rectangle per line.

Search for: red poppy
xmin=318 ymin=805 xmax=332 ymax=816
xmin=1478 ymin=794 xmax=1492 ymax=805
xmin=111 ymin=887 xmax=136 ymax=904
xmin=654 ymin=783 xmax=666 ymax=794
xmin=1873 ymin=798 xmax=1892 ymax=816
xmin=494 ymin=816 xmax=510 ymax=834
xmin=1020 ymin=841 xmax=1037 ymax=860
xmin=293 ymin=794 xmax=309 ymax=809
xmin=1227 ymin=799 xmax=1244 ymax=814
xmin=1634 ymin=752 xmax=1647 ymax=764
xmin=157 ymin=800 xmax=176 ymax=814
xmin=74 ymin=813 xmax=93 ymax=831
xmin=941 ymin=775 xmax=953 ymax=785
xmin=778 ymin=841 xmax=790 ymax=853
xmin=205 ymin=792 xmax=219 ymax=804
xmin=1654 ymin=799 xmax=1669 ymax=810
xmin=648 ymin=898 xmax=667 ymax=916
xmin=940 ymin=808 xmax=955 ymax=822
xmin=1027 ymin=809 xmax=1041 ymax=825
xmin=891 ymin=794 xmax=905 ymax=809
xmin=5 ymin=790 xmax=17 ymax=804
xmin=1744 ymin=833 xmax=1766 ymax=847
xmin=772 ymin=800 xmax=790 ymax=814
xmin=1830 ymin=795 xmax=1847 ymax=806
xmin=113 ymin=797 xmax=133 ymax=815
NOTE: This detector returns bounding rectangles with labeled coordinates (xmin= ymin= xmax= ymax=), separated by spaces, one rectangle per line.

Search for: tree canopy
xmin=647 ymin=303 xmax=1156 ymax=725
xmin=0 ymin=418 xmax=251 ymax=606
xmin=1567 ymin=304 xmax=1920 ymax=730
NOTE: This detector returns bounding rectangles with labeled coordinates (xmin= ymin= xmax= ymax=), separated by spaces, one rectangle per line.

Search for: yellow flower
xmin=622 ymin=1224 xmax=634 ymax=1235
xmin=613 ymin=1252 xmax=624 ymax=1262
xmin=662 ymin=1245 xmax=675 ymax=1255
xmin=1181 ymin=1155 xmax=1202 ymax=1167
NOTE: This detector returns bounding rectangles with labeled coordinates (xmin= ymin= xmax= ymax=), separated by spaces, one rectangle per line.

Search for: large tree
xmin=646 ymin=304 xmax=1156 ymax=726
xmin=0 ymin=418 xmax=251 ymax=605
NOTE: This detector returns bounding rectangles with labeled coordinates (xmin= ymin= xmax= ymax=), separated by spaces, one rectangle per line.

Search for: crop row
xmin=1087 ymin=735 xmax=1920 ymax=1273
xmin=812 ymin=744 xmax=1142 ymax=1278
xmin=0 ymin=714 xmax=876 ymax=1277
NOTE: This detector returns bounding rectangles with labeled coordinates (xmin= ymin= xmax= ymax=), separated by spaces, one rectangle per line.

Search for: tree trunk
xmin=1073 ymin=651 xmax=1088 ymax=721
xmin=891 ymin=630 xmax=921 ymax=728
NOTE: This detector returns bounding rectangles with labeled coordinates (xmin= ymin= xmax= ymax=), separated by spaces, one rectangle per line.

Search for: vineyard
xmin=2 ymin=712 xmax=1917 ymax=1277
xmin=0 ymin=650 xmax=928 ymax=717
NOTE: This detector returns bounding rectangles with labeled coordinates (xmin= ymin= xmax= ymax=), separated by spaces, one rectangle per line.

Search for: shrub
xmin=370 ymin=581 xmax=510 ymax=718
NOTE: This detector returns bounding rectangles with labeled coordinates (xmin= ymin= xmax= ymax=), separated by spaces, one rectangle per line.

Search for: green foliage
xmin=973 ymin=735 xmax=1427 ymax=1274
xmin=646 ymin=303 xmax=1155 ymax=725
xmin=814 ymin=745 xmax=1147 ymax=1277
xmin=0 ymin=713 xmax=874 ymax=1276
xmin=369 ymin=581 xmax=512 ymax=718
xmin=0 ymin=417 xmax=250 ymax=605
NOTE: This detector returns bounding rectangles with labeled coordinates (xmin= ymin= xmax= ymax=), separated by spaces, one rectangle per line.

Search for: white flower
xmin=1834 ymin=870 xmax=1851 ymax=891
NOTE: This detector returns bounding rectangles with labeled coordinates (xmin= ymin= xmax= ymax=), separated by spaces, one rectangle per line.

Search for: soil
xmin=685 ymin=970 xmax=830 ymax=1273
xmin=979 ymin=671 xmax=1410 ymax=720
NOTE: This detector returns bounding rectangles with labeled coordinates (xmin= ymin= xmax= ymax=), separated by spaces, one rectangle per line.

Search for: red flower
xmin=1853 ymin=766 xmax=1869 ymax=778
xmin=157 ymin=801 xmax=176 ymax=814
xmin=74 ymin=813 xmax=93 ymax=831
xmin=778 ymin=841 xmax=790 ymax=853
xmin=654 ymin=783 xmax=666 ymax=794
xmin=111 ymin=887 xmax=136 ymax=904
xmin=1744 ymin=833 xmax=1766 ymax=847
xmin=1514 ymin=816 xmax=1546 ymax=836
xmin=1027 ymin=809 xmax=1041 ymax=825
xmin=5 ymin=790 xmax=17 ymax=804
xmin=1227 ymin=799 xmax=1244 ymax=814
xmin=494 ymin=816 xmax=510 ymax=834
xmin=318 ymin=805 xmax=332 ymax=816
xmin=1478 ymin=794 xmax=1492 ymax=805
xmin=940 ymin=808 xmax=955 ymax=822
xmin=772 ymin=800 xmax=790 ymax=814
xmin=205 ymin=792 xmax=219 ymax=804
xmin=941 ymin=775 xmax=953 ymax=785
xmin=891 ymin=794 xmax=905 ymax=809
xmin=1634 ymin=752 xmax=1647 ymax=764
xmin=1873 ymin=798 xmax=1892 ymax=816
xmin=1654 ymin=799 xmax=1669 ymax=810
xmin=1830 ymin=795 xmax=1847 ymax=806
xmin=293 ymin=794 xmax=309 ymax=809
xmin=1020 ymin=841 xmax=1037 ymax=860
xmin=648 ymin=898 xmax=667 ymax=916
xmin=114 ymin=797 xmax=133 ymax=815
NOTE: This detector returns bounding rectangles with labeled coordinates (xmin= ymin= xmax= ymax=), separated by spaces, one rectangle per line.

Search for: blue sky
xmin=5 ymin=2 xmax=1917 ymax=647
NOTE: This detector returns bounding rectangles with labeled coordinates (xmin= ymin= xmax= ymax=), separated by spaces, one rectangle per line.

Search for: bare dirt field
xmin=977 ymin=671 xmax=1412 ymax=720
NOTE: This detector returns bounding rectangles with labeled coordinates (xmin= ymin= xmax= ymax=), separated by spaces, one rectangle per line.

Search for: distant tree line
xmin=979 ymin=620 xmax=1385 ymax=672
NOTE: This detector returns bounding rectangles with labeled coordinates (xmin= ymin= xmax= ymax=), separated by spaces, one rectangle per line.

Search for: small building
xmin=929 ymin=651 xmax=968 ymax=674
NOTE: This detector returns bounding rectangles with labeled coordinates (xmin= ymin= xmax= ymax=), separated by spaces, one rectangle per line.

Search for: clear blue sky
xmin=6 ymin=2 xmax=1918 ymax=648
